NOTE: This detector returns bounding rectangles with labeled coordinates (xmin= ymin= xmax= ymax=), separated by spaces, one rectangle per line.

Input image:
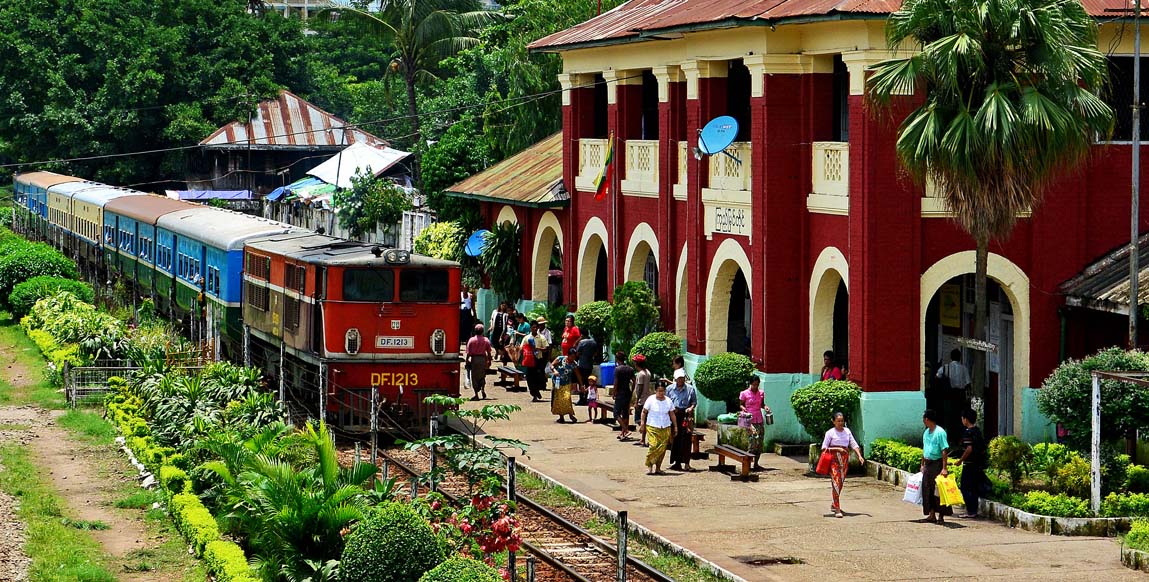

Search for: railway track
xmin=372 ymin=448 xmax=675 ymax=582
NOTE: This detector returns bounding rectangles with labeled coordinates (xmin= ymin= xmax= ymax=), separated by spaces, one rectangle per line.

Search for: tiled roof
xmin=530 ymin=0 xmax=1127 ymax=51
xmin=200 ymin=90 xmax=387 ymax=150
xmin=445 ymin=133 xmax=568 ymax=208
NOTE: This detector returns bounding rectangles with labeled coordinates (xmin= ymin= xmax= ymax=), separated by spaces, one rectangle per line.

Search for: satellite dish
xmin=465 ymin=230 xmax=491 ymax=257
xmin=695 ymin=115 xmax=742 ymax=165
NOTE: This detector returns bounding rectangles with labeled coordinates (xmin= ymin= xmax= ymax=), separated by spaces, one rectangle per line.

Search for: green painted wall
xmin=853 ymin=391 xmax=928 ymax=451
xmin=1020 ymin=387 xmax=1056 ymax=443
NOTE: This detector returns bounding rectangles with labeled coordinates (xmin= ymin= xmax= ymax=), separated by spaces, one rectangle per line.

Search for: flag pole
xmin=611 ymin=132 xmax=618 ymax=302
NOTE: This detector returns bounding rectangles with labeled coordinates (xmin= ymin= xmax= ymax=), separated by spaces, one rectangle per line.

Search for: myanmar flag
xmin=593 ymin=133 xmax=614 ymax=201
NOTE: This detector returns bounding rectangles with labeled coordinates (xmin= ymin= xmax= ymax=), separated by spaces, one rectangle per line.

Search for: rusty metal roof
xmin=104 ymin=194 xmax=199 ymax=224
xmin=1061 ymin=233 xmax=1149 ymax=315
xmin=15 ymin=171 xmax=82 ymax=189
xmin=530 ymin=0 xmax=1126 ymax=51
xmin=445 ymin=133 xmax=568 ymax=208
xmin=200 ymin=90 xmax=387 ymax=150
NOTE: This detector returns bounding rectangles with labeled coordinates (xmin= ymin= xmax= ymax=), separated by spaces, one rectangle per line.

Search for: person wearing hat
xmin=667 ymin=368 xmax=698 ymax=471
xmin=465 ymin=324 xmax=493 ymax=400
xmin=585 ymin=374 xmax=601 ymax=423
xmin=631 ymin=354 xmax=653 ymax=446
xmin=536 ymin=316 xmax=553 ymax=346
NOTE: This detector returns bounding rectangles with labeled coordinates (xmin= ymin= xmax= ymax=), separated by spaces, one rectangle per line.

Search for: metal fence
xmin=66 ymin=365 xmax=140 ymax=408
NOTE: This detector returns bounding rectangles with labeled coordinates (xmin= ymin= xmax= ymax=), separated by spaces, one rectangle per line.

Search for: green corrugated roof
xmin=445 ymin=133 xmax=568 ymax=208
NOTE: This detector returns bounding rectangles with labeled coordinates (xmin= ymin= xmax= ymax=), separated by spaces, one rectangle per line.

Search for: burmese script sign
xmin=704 ymin=202 xmax=751 ymax=238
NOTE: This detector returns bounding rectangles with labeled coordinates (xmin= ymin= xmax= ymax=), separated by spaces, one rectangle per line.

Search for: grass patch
xmin=584 ymin=516 xmax=617 ymax=537
xmin=115 ymin=489 xmax=161 ymax=510
xmin=61 ymin=518 xmax=111 ymax=531
xmin=517 ymin=471 xmax=580 ymax=508
xmin=0 ymin=444 xmax=117 ymax=582
xmin=58 ymin=409 xmax=115 ymax=444
xmin=627 ymin=544 xmax=725 ymax=582
xmin=0 ymin=311 xmax=65 ymax=409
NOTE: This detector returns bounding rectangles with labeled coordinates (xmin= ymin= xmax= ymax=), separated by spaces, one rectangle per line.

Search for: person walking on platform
xmin=822 ymin=411 xmax=864 ymax=518
xmin=613 ymin=352 xmax=635 ymax=441
xmin=465 ymin=324 xmax=492 ymax=401
xmin=640 ymin=382 xmax=677 ymax=475
xmin=574 ymin=333 xmax=598 ymax=405
xmin=549 ymin=347 xmax=578 ymax=423
xmin=954 ymin=407 xmax=987 ymax=519
xmin=739 ymin=376 xmax=771 ymax=470
xmin=631 ymin=355 xmax=653 ymax=446
xmin=489 ymin=302 xmax=511 ymax=364
xmin=667 ymin=369 xmax=697 ymax=471
xmin=920 ymin=409 xmax=953 ymax=524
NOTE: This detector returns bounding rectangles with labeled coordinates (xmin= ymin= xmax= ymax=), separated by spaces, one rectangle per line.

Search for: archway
xmin=624 ymin=222 xmax=660 ymax=294
xmin=676 ymin=243 xmax=688 ymax=336
xmin=921 ymin=252 xmax=1030 ymax=437
xmin=496 ymin=205 xmax=518 ymax=226
xmin=531 ymin=211 xmax=563 ymax=302
xmin=705 ymin=239 xmax=753 ymax=355
xmin=577 ymin=217 xmax=609 ymax=306
xmin=809 ymin=247 xmax=850 ymax=375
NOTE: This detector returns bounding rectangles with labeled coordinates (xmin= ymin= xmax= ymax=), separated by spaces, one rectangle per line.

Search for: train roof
xmin=48 ymin=180 xmax=109 ymax=197
xmin=105 ymin=194 xmax=198 ymax=224
xmin=71 ymin=185 xmax=142 ymax=206
xmin=157 ymin=207 xmax=298 ymax=251
xmin=246 ymin=231 xmax=458 ymax=268
xmin=14 ymin=171 xmax=82 ymax=189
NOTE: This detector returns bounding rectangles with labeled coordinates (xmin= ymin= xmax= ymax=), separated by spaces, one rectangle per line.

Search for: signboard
xmin=703 ymin=202 xmax=751 ymax=238
xmin=939 ymin=283 xmax=961 ymax=328
xmin=375 ymin=336 xmax=415 ymax=349
xmin=956 ymin=337 xmax=997 ymax=353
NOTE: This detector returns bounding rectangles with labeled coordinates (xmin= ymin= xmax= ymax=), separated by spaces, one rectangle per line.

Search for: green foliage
xmin=693 ymin=353 xmax=756 ymax=403
xmin=1054 ymin=455 xmax=1091 ymax=499
xmin=527 ymin=302 xmax=569 ymax=339
xmin=1030 ymin=442 xmax=1075 ymax=487
xmin=8 ymin=276 xmax=93 ymax=318
xmin=422 ymin=120 xmax=488 ymax=225
xmin=169 ymin=493 xmax=222 ymax=557
xmin=418 ymin=557 xmax=502 ymax=582
xmin=988 ymin=436 xmax=1032 ymax=489
xmin=629 ymin=332 xmax=683 ymax=379
xmin=413 ymin=221 xmax=466 ymax=262
xmin=480 ymin=221 xmax=523 ymax=302
xmin=203 ymin=540 xmax=260 ymax=582
xmin=1103 ymin=492 xmax=1149 ymax=517
xmin=0 ymin=242 xmax=79 ymax=309
xmin=609 ymin=281 xmax=659 ymax=355
xmin=869 ymin=439 xmax=925 ymax=474
xmin=1128 ymin=465 xmax=1149 ymax=494
xmin=334 ymin=171 xmax=413 ymax=239
xmin=339 ymin=503 xmax=445 ymax=582
xmin=790 ymin=380 xmax=862 ymax=439
xmin=1037 ymin=348 xmax=1149 ymax=452
xmin=159 ymin=465 xmax=191 ymax=495
xmin=1009 ymin=491 xmax=1091 ymax=518
xmin=1128 ymin=519 xmax=1149 ymax=552
xmin=406 ymin=395 xmax=527 ymax=491
xmin=574 ymin=301 xmax=613 ymax=345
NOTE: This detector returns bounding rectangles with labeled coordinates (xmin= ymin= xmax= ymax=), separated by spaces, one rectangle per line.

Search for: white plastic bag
xmin=903 ymin=472 xmax=923 ymax=505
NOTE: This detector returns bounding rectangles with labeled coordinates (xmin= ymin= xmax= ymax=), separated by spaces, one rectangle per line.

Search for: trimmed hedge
xmin=629 ymin=332 xmax=683 ymax=379
xmin=1103 ymin=492 xmax=1149 ymax=518
xmin=1127 ymin=518 xmax=1149 ymax=552
xmin=159 ymin=465 xmax=191 ymax=495
xmin=204 ymin=541 xmax=260 ymax=582
xmin=340 ymin=503 xmax=444 ymax=582
xmin=170 ymin=493 xmax=221 ymax=556
xmin=419 ymin=557 xmax=502 ymax=582
xmin=1009 ymin=491 xmax=1091 ymax=518
xmin=8 ymin=276 xmax=93 ymax=318
xmin=0 ymin=240 xmax=79 ymax=308
xmin=693 ymin=352 xmax=756 ymax=403
xmin=790 ymin=380 xmax=862 ymax=438
xmin=869 ymin=439 xmax=924 ymax=474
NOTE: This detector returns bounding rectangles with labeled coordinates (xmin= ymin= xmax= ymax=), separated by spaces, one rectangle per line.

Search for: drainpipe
xmin=1058 ymin=307 xmax=1068 ymax=363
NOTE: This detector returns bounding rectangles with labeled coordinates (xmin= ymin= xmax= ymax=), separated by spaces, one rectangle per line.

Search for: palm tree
xmin=325 ymin=0 xmax=499 ymax=186
xmin=867 ymin=0 xmax=1113 ymax=401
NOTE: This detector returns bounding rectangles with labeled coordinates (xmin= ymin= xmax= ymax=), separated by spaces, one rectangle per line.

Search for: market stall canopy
xmin=446 ymin=133 xmax=568 ymax=209
xmin=306 ymin=142 xmax=411 ymax=189
xmin=1061 ymin=232 xmax=1149 ymax=315
xmin=165 ymin=190 xmax=254 ymax=201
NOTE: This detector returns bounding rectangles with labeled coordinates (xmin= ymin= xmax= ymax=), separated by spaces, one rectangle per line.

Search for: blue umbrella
xmin=465 ymin=230 xmax=491 ymax=257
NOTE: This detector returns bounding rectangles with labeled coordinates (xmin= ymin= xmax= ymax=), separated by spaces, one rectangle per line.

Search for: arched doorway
xmin=676 ymin=244 xmax=688 ymax=336
xmin=531 ymin=211 xmax=563 ymax=302
xmin=577 ymin=218 xmax=609 ymax=306
xmin=624 ymin=222 xmax=660 ymax=295
xmin=547 ymin=241 xmax=563 ymax=305
xmin=594 ymin=249 xmax=608 ymax=301
xmin=809 ymin=247 xmax=850 ymax=375
xmin=921 ymin=252 xmax=1030 ymax=438
xmin=705 ymin=239 xmax=753 ymax=356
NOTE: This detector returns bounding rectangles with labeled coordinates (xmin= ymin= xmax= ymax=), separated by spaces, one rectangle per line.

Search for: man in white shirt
xmin=936 ymin=348 xmax=971 ymax=431
xmin=937 ymin=349 xmax=971 ymax=392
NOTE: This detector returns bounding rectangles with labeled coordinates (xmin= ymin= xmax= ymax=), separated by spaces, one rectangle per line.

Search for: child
xmin=585 ymin=375 xmax=600 ymax=423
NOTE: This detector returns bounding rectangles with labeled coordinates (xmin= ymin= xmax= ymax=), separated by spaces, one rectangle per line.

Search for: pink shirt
xmin=466 ymin=335 xmax=492 ymax=357
xmin=739 ymin=388 xmax=765 ymax=424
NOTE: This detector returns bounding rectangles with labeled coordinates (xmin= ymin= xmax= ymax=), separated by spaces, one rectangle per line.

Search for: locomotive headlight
xmin=383 ymin=249 xmax=410 ymax=264
xmin=430 ymin=329 xmax=446 ymax=355
xmin=345 ymin=328 xmax=361 ymax=355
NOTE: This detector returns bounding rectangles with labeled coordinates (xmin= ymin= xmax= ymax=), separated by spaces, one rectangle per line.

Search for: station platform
xmin=463 ymin=384 xmax=1139 ymax=581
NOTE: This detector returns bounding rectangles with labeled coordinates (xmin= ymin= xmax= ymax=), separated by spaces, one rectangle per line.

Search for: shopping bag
xmin=936 ymin=474 xmax=965 ymax=506
xmin=903 ymin=472 xmax=923 ymax=505
xmin=815 ymin=450 xmax=833 ymax=475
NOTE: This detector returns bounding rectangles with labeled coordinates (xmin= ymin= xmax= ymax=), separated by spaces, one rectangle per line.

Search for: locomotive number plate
xmin=375 ymin=336 xmax=415 ymax=349
xmin=371 ymin=372 xmax=419 ymax=387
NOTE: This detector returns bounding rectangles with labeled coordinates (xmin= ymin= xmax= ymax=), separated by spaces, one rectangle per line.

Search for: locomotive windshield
xmin=343 ymin=268 xmax=394 ymax=302
xmin=399 ymin=269 xmax=450 ymax=302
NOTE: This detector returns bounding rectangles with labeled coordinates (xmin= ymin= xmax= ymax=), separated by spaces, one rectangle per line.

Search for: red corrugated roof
xmin=530 ymin=0 xmax=1125 ymax=51
xmin=200 ymin=90 xmax=387 ymax=150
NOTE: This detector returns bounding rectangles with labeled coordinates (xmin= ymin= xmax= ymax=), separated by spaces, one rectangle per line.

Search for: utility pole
xmin=1132 ymin=0 xmax=1143 ymax=349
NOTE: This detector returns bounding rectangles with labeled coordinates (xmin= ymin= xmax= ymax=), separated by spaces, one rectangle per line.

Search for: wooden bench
xmin=691 ymin=431 xmax=708 ymax=459
xmin=496 ymin=366 xmax=524 ymax=391
xmin=709 ymin=444 xmax=758 ymax=481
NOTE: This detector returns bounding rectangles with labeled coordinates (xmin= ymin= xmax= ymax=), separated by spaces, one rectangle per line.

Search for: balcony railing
xmin=807 ymin=142 xmax=849 ymax=215
xmin=674 ymin=141 xmax=687 ymax=200
xmin=707 ymin=142 xmax=751 ymax=192
xmin=621 ymin=139 xmax=658 ymax=197
xmin=576 ymin=138 xmax=608 ymax=192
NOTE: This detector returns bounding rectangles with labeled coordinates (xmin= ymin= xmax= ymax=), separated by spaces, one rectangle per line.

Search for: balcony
xmin=575 ymin=138 xmax=609 ymax=192
xmin=701 ymin=142 xmax=752 ymax=239
xmin=673 ymin=141 xmax=687 ymax=200
xmin=621 ymin=140 xmax=659 ymax=197
xmin=807 ymin=142 xmax=849 ymax=215
xmin=707 ymin=142 xmax=752 ymax=193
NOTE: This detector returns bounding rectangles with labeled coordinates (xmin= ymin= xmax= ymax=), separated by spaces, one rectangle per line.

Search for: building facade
xmin=466 ymin=0 xmax=1148 ymax=447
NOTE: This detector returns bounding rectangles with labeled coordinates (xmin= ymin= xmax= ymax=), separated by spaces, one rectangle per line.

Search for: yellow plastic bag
xmin=936 ymin=474 xmax=965 ymax=506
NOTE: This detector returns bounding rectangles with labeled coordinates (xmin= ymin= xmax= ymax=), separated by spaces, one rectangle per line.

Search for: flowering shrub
xmin=415 ymin=482 xmax=522 ymax=563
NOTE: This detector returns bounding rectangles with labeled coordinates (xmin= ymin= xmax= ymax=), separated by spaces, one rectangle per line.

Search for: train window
xmin=246 ymin=253 xmax=271 ymax=280
xmin=246 ymin=281 xmax=270 ymax=311
xmin=284 ymin=296 xmax=301 ymax=331
xmin=343 ymin=269 xmax=394 ymax=302
xmin=399 ymin=270 xmax=450 ymax=302
xmin=285 ymin=264 xmax=305 ymax=293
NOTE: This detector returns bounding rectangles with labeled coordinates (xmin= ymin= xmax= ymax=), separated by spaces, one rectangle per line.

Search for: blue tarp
xmin=265 ymin=177 xmax=325 ymax=202
xmin=171 ymin=190 xmax=254 ymax=201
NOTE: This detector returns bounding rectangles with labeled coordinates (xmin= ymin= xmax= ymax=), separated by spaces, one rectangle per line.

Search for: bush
xmin=418 ymin=557 xmax=502 ymax=582
xmin=159 ymin=465 xmax=191 ymax=495
xmin=629 ymin=332 xmax=683 ymax=379
xmin=1102 ymin=492 xmax=1149 ymax=517
xmin=1037 ymin=347 xmax=1149 ymax=452
xmin=479 ymin=221 xmax=522 ymax=303
xmin=340 ymin=503 xmax=444 ymax=582
xmin=1054 ymin=455 xmax=1091 ymax=498
xmin=1105 ymin=451 xmax=1133 ymax=495
xmin=609 ymin=281 xmax=659 ymax=355
xmin=1127 ymin=518 xmax=1149 ymax=551
xmin=412 ymin=221 xmax=465 ymax=262
xmin=169 ymin=493 xmax=221 ymax=556
xmin=1011 ymin=491 xmax=1091 ymax=518
xmin=527 ymin=302 xmax=570 ymax=340
xmin=0 ymin=241 xmax=79 ymax=307
xmin=574 ymin=301 xmax=613 ymax=345
xmin=1128 ymin=465 xmax=1149 ymax=494
xmin=790 ymin=380 xmax=862 ymax=439
xmin=1030 ymin=442 xmax=1075 ymax=486
xmin=8 ymin=276 xmax=93 ymax=318
xmin=203 ymin=540 xmax=259 ymax=582
xmin=869 ymin=439 xmax=924 ymax=473
xmin=693 ymin=353 xmax=756 ymax=404
xmin=988 ymin=436 xmax=1032 ymax=488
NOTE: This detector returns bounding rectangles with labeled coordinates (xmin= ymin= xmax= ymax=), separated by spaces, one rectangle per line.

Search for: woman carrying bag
xmin=819 ymin=411 xmax=864 ymax=518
